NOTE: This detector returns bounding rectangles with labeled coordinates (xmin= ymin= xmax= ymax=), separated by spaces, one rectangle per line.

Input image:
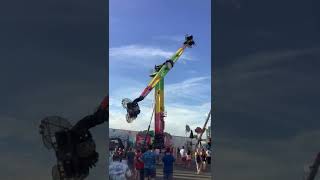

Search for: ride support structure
xmin=153 ymin=68 xmax=165 ymax=148
xmin=122 ymin=35 xmax=195 ymax=149
xmin=196 ymin=109 xmax=212 ymax=148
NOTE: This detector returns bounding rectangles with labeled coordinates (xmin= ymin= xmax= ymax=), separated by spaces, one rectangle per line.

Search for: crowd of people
xmin=109 ymin=144 xmax=211 ymax=180
xmin=177 ymin=146 xmax=211 ymax=174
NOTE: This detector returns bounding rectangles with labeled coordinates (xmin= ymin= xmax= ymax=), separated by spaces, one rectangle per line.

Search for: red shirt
xmin=135 ymin=152 xmax=144 ymax=170
xmin=117 ymin=149 xmax=123 ymax=157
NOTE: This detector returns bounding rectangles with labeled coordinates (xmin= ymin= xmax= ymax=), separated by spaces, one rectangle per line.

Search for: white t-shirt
xmin=180 ymin=149 xmax=186 ymax=157
xmin=109 ymin=161 xmax=132 ymax=180
xmin=155 ymin=149 xmax=160 ymax=155
xmin=206 ymin=150 xmax=211 ymax=157
xmin=109 ymin=152 xmax=113 ymax=163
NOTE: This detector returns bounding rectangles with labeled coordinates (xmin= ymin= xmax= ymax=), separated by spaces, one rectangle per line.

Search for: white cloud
xmin=166 ymin=76 xmax=210 ymax=92
xmin=110 ymin=45 xmax=170 ymax=58
xmin=109 ymin=45 xmax=193 ymax=65
xmin=109 ymin=102 xmax=211 ymax=137
xmin=109 ymin=76 xmax=211 ymax=136
xmin=110 ymin=76 xmax=211 ymax=109
xmin=152 ymin=35 xmax=185 ymax=42
xmin=165 ymin=76 xmax=211 ymax=101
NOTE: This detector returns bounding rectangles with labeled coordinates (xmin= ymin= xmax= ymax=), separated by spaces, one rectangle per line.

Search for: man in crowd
xmin=141 ymin=145 xmax=157 ymax=180
xmin=126 ymin=147 xmax=136 ymax=177
xmin=109 ymin=155 xmax=132 ymax=180
xmin=162 ymin=148 xmax=175 ymax=180
xmin=155 ymin=148 xmax=160 ymax=164
xmin=176 ymin=147 xmax=181 ymax=164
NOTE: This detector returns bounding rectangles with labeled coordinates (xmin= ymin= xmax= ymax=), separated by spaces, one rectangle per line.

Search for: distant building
xmin=109 ymin=128 xmax=204 ymax=150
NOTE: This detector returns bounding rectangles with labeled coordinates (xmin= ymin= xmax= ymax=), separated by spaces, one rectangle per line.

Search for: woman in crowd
xmin=186 ymin=149 xmax=192 ymax=168
xmin=195 ymin=148 xmax=202 ymax=174
xmin=134 ymin=149 xmax=144 ymax=180
xmin=206 ymin=148 xmax=211 ymax=167
xmin=109 ymin=155 xmax=132 ymax=180
xmin=201 ymin=148 xmax=207 ymax=171
xmin=117 ymin=147 xmax=124 ymax=162
xmin=180 ymin=146 xmax=187 ymax=168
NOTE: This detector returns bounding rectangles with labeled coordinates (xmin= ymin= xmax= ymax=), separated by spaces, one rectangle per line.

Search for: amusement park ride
xmin=122 ymin=35 xmax=195 ymax=149
xmin=196 ymin=109 xmax=212 ymax=148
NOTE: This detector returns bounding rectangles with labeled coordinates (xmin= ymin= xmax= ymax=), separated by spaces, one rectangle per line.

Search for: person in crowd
xmin=141 ymin=145 xmax=157 ymax=180
xmin=162 ymin=148 xmax=175 ymax=180
xmin=159 ymin=149 xmax=164 ymax=165
xmin=180 ymin=146 xmax=187 ymax=167
xmin=206 ymin=148 xmax=211 ymax=166
xmin=117 ymin=147 xmax=124 ymax=162
xmin=155 ymin=148 xmax=160 ymax=164
xmin=201 ymin=148 xmax=207 ymax=171
xmin=172 ymin=147 xmax=176 ymax=159
xmin=186 ymin=149 xmax=192 ymax=168
xmin=109 ymin=155 xmax=132 ymax=180
xmin=135 ymin=149 xmax=144 ymax=180
xmin=195 ymin=148 xmax=202 ymax=174
xmin=126 ymin=147 xmax=136 ymax=178
xmin=112 ymin=148 xmax=117 ymax=158
xmin=176 ymin=147 xmax=181 ymax=163
xmin=109 ymin=150 xmax=113 ymax=163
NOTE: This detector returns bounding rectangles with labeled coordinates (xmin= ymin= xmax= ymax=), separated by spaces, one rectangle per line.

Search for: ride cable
xmin=142 ymin=100 xmax=155 ymax=149
xmin=196 ymin=109 xmax=212 ymax=148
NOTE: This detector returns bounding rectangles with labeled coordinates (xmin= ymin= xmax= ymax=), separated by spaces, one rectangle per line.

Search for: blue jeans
xmin=163 ymin=172 xmax=173 ymax=180
xmin=144 ymin=168 xmax=156 ymax=178
xmin=139 ymin=169 xmax=144 ymax=180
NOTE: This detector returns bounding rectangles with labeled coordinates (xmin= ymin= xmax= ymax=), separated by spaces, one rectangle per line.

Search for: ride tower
xmin=122 ymin=35 xmax=195 ymax=149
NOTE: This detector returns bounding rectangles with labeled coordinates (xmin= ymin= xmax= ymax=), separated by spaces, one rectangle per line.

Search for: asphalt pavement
xmin=118 ymin=158 xmax=212 ymax=179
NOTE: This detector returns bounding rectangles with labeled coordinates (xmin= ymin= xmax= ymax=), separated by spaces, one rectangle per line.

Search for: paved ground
xmin=119 ymin=159 xmax=212 ymax=180
xmin=155 ymin=166 xmax=211 ymax=179
xmin=155 ymin=161 xmax=212 ymax=180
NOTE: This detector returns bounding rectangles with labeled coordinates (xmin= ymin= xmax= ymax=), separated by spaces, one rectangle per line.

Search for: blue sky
xmin=109 ymin=0 xmax=211 ymax=136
